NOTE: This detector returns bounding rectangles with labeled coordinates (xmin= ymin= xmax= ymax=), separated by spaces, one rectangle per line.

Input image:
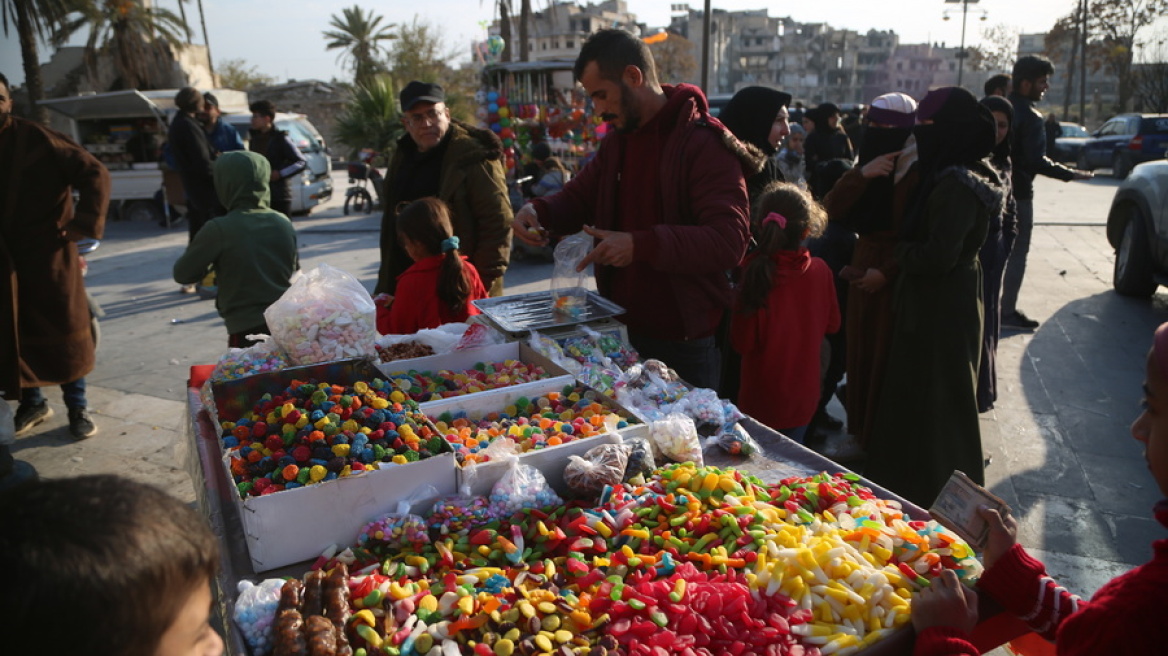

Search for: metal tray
xmin=473 ymin=288 xmax=625 ymax=333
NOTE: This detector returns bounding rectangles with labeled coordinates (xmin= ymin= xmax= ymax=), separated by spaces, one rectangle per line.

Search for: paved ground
xmin=10 ymin=168 xmax=1165 ymax=633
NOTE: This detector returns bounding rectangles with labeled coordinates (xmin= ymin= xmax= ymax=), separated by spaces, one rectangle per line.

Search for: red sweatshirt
xmin=914 ymin=500 xmax=1168 ymax=655
xmin=730 ymin=248 xmax=839 ymax=431
xmin=379 ymin=254 xmax=487 ymax=334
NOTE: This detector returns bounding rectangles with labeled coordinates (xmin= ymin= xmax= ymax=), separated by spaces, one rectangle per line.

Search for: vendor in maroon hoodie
xmin=513 ymin=29 xmax=762 ymax=390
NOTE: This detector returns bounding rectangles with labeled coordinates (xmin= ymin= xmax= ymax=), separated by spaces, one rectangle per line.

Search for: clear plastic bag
xmin=427 ymin=463 xmax=495 ymax=536
xmin=551 ymin=231 xmax=593 ymax=318
xmin=209 ymin=335 xmax=289 ymax=382
xmin=356 ymin=485 xmax=437 ymax=555
xmin=563 ymin=443 xmax=630 ymax=495
xmin=622 ymin=436 xmax=657 ymax=483
xmin=649 ymin=413 xmax=704 ymax=466
xmin=264 ymin=264 xmax=378 ymax=365
xmin=489 ymin=456 xmax=564 ymax=517
xmin=706 ymin=422 xmax=761 ymax=458
xmin=528 ymin=331 xmax=584 ymax=377
xmin=233 ymin=578 xmax=287 ymax=655
xmin=454 ymin=322 xmax=506 ymax=351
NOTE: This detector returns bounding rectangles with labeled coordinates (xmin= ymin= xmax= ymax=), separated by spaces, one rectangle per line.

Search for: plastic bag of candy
xmin=489 ymin=456 xmax=564 ymax=517
xmin=453 ymin=322 xmax=506 ymax=351
xmin=264 ymin=264 xmax=378 ymax=365
xmin=527 ymin=331 xmax=584 ymax=376
xmin=578 ymin=324 xmax=639 ymax=370
xmin=356 ymin=485 xmax=437 ymax=555
xmin=563 ymin=442 xmax=630 ymax=495
xmin=622 ymin=436 xmax=657 ymax=484
xmin=706 ymin=422 xmax=761 ymax=457
xmin=649 ymin=413 xmax=704 ymax=465
xmin=209 ymin=335 xmax=289 ymax=382
xmin=675 ymin=387 xmax=727 ymax=435
xmin=427 ymin=464 xmax=495 ymax=536
xmin=550 ymin=231 xmax=592 ymax=318
xmin=233 ymin=578 xmax=286 ymax=655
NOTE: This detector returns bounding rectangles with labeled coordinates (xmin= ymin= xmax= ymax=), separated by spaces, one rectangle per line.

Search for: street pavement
xmin=10 ymin=167 xmax=1165 ymax=627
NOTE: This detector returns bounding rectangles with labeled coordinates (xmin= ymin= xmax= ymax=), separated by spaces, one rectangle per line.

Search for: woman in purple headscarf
xmin=865 ymin=87 xmax=1008 ymax=507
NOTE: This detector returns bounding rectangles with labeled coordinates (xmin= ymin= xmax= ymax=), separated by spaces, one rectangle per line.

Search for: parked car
xmin=1050 ymin=122 xmax=1090 ymax=163
xmin=224 ymin=112 xmax=333 ymax=215
xmin=1077 ymin=113 xmax=1168 ymax=179
xmin=1107 ymin=156 xmax=1168 ymax=297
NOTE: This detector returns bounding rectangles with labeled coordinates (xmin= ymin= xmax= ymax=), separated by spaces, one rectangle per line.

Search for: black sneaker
xmin=1002 ymin=310 xmax=1040 ymax=330
xmin=68 ymin=407 xmax=98 ymax=440
xmin=14 ymin=402 xmax=52 ymax=436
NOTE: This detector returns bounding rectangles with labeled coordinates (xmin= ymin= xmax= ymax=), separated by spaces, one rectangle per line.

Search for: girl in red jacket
xmin=911 ymin=320 xmax=1168 ymax=655
xmin=731 ymin=182 xmax=840 ymax=443
xmin=376 ymin=197 xmax=487 ymax=334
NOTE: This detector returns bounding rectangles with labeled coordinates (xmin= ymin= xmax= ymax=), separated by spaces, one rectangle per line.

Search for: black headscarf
xmin=979 ymin=95 xmax=1014 ymax=164
xmin=719 ymin=86 xmax=793 ymax=156
xmin=902 ymin=86 xmax=997 ymax=238
xmin=845 ymin=126 xmax=913 ymax=235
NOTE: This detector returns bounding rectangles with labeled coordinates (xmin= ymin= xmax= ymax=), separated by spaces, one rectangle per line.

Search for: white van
xmin=222 ymin=112 xmax=333 ymax=215
xmin=40 ymin=88 xmax=251 ymax=224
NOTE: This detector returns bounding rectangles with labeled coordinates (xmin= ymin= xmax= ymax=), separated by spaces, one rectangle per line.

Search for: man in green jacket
xmin=173 ymin=151 xmax=299 ymax=346
xmin=375 ymin=81 xmax=512 ymax=301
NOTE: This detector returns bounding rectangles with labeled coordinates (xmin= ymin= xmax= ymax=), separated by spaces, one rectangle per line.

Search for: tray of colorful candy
xmin=215 ymin=376 xmax=459 ymax=571
xmin=234 ymin=467 xmax=982 ymax=656
xmin=473 ymin=288 xmax=626 ymax=333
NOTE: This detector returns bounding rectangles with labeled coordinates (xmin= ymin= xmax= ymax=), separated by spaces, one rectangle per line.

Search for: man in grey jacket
xmin=1001 ymin=56 xmax=1092 ymax=330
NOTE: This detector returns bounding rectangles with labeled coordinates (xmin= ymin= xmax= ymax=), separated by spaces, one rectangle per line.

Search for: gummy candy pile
xmin=219 ymin=379 xmax=444 ymax=498
xmin=244 ymin=467 xmax=982 ymax=656
xmin=383 ymin=361 xmax=550 ymax=404
xmin=429 ymin=385 xmax=635 ymax=465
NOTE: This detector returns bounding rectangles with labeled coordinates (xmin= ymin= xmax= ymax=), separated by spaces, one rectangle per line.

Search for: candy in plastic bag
xmin=489 ymin=456 xmax=563 ymax=517
xmin=649 ymin=413 xmax=703 ymax=465
xmin=706 ymin=422 xmax=761 ymax=457
xmin=209 ymin=335 xmax=289 ymax=382
xmin=356 ymin=485 xmax=437 ymax=555
xmin=454 ymin=322 xmax=506 ymax=350
xmin=265 ymin=264 xmax=377 ymax=365
xmin=622 ymin=436 xmax=657 ymax=483
xmin=551 ymin=231 xmax=592 ymax=317
xmin=428 ymin=463 xmax=495 ymax=536
xmin=234 ymin=578 xmax=286 ymax=655
xmin=563 ymin=443 xmax=630 ymax=495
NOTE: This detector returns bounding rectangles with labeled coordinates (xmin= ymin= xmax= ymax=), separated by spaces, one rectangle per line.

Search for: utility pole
xmin=943 ymin=0 xmax=980 ymax=89
xmin=1079 ymin=0 xmax=1088 ymax=125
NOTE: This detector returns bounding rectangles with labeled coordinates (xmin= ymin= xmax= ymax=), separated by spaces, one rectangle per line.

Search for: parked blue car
xmin=1077 ymin=113 xmax=1168 ymax=179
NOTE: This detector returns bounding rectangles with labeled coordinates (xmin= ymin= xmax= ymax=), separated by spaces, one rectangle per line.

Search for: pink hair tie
xmin=762 ymin=212 xmax=787 ymax=229
xmin=1155 ymin=323 xmax=1168 ymax=380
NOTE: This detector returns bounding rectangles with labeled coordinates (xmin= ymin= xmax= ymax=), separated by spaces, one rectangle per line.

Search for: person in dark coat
xmin=820 ymin=92 xmax=919 ymax=455
xmin=167 ymin=88 xmax=219 ymax=243
xmin=248 ymin=100 xmax=307 ymax=218
xmin=977 ymin=95 xmax=1018 ymax=413
xmin=865 ymin=86 xmax=1007 ymax=507
xmin=717 ymin=86 xmax=792 ymax=205
xmin=804 ymin=103 xmax=856 ymax=198
xmin=0 ymin=72 xmax=110 ymax=448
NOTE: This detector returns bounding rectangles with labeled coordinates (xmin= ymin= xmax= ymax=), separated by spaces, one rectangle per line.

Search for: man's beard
xmin=613 ymin=83 xmax=642 ymax=134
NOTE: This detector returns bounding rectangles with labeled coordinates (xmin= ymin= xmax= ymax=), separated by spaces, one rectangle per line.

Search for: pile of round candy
xmin=210 ymin=344 xmax=288 ymax=382
xmin=382 ymin=361 xmax=549 ymax=403
xmin=429 ymin=386 xmax=635 ymax=464
xmin=219 ymin=378 xmax=445 ymax=498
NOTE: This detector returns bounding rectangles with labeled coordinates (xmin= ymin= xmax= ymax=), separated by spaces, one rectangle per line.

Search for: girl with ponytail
xmin=376 ymin=197 xmax=488 ymax=334
xmin=731 ymin=182 xmax=839 ymax=443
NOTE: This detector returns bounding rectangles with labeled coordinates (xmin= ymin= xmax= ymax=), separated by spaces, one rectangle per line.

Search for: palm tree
xmin=54 ymin=0 xmax=193 ymax=90
xmin=334 ymin=76 xmax=403 ymax=159
xmin=323 ymin=6 xmax=396 ymax=89
xmin=1 ymin=0 xmax=72 ymax=124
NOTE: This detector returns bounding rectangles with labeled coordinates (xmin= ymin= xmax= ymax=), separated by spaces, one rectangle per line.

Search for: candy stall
xmin=185 ymin=265 xmax=1012 ymax=656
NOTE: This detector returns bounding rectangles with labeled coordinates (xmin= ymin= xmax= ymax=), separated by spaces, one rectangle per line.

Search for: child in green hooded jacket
xmin=174 ymin=150 xmax=299 ymax=346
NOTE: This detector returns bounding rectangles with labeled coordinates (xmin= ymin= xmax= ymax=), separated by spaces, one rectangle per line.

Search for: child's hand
xmin=979 ymin=505 xmax=1019 ymax=570
xmin=373 ymin=293 xmax=394 ymax=308
xmin=912 ymin=569 xmax=979 ymax=635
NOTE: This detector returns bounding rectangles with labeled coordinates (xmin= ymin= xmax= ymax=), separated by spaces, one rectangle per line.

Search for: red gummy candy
xmin=292 ymin=446 xmax=311 ymax=463
xmin=251 ymin=422 xmax=268 ymax=438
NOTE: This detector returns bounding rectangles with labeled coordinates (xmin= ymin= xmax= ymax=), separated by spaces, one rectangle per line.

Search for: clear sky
xmin=2 ymin=0 xmax=1162 ymax=89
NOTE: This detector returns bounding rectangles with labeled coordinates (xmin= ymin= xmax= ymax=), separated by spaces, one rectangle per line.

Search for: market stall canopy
xmin=39 ymin=88 xmax=249 ymax=121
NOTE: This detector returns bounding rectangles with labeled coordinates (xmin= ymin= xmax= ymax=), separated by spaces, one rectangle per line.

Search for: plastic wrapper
xmin=550 ymin=231 xmax=592 ymax=318
xmin=233 ymin=578 xmax=287 ymax=655
xmin=355 ymin=485 xmax=437 ymax=555
xmin=489 ymin=456 xmax=564 ymax=517
xmin=427 ymin=463 xmax=495 ymax=536
xmin=578 ymin=324 xmax=639 ymax=370
xmin=649 ymin=413 xmax=703 ymax=466
xmin=454 ymin=322 xmax=506 ymax=351
xmin=614 ymin=360 xmax=689 ymax=422
xmin=563 ymin=442 xmax=630 ymax=495
xmin=209 ymin=335 xmax=289 ymax=382
xmin=676 ymin=387 xmax=727 ymax=434
xmin=706 ymin=422 xmax=761 ymax=457
xmin=374 ymin=322 xmax=470 ymax=362
xmin=264 ymin=264 xmax=377 ymax=365
xmin=622 ymin=436 xmax=657 ymax=483
xmin=527 ymin=331 xmax=584 ymax=377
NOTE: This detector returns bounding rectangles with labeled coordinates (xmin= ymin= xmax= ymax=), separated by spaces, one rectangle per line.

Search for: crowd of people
xmin=2 ymin=28 xmax=1166 ymax=655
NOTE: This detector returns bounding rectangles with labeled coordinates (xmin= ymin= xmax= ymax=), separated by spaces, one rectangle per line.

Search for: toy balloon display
xmin=497 ymin=96 xmax=508 ymax=107
xmin=487 ymin=35 xmax=505 ymax=57
xmin=488 ymin=103 xmax=499 ymax=113
xmin=499 ymin=117 xmax=511 ymax=128
xmin=475 ymin=107 xmax=488 ymax=120
xmin=490 ymin=122 xmax=502 ymax=133
xmin=474 ymin=90 xmax=486 ymax=104
xmin=487 ymin=91 xmax=499 ymax=103
xmin=498 ymin=106 xmax=510 ymax=118
xmin=503 ymin=138 xmax=514 ymax=148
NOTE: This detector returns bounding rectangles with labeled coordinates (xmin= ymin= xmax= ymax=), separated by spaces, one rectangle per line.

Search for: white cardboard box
xmin=222 ymin=449 xmax=457 ymax=573
xmin=420 ymin=379 xmax=648 ymax=497
xmin=375 ymin=341 xmax=569 ymax=386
